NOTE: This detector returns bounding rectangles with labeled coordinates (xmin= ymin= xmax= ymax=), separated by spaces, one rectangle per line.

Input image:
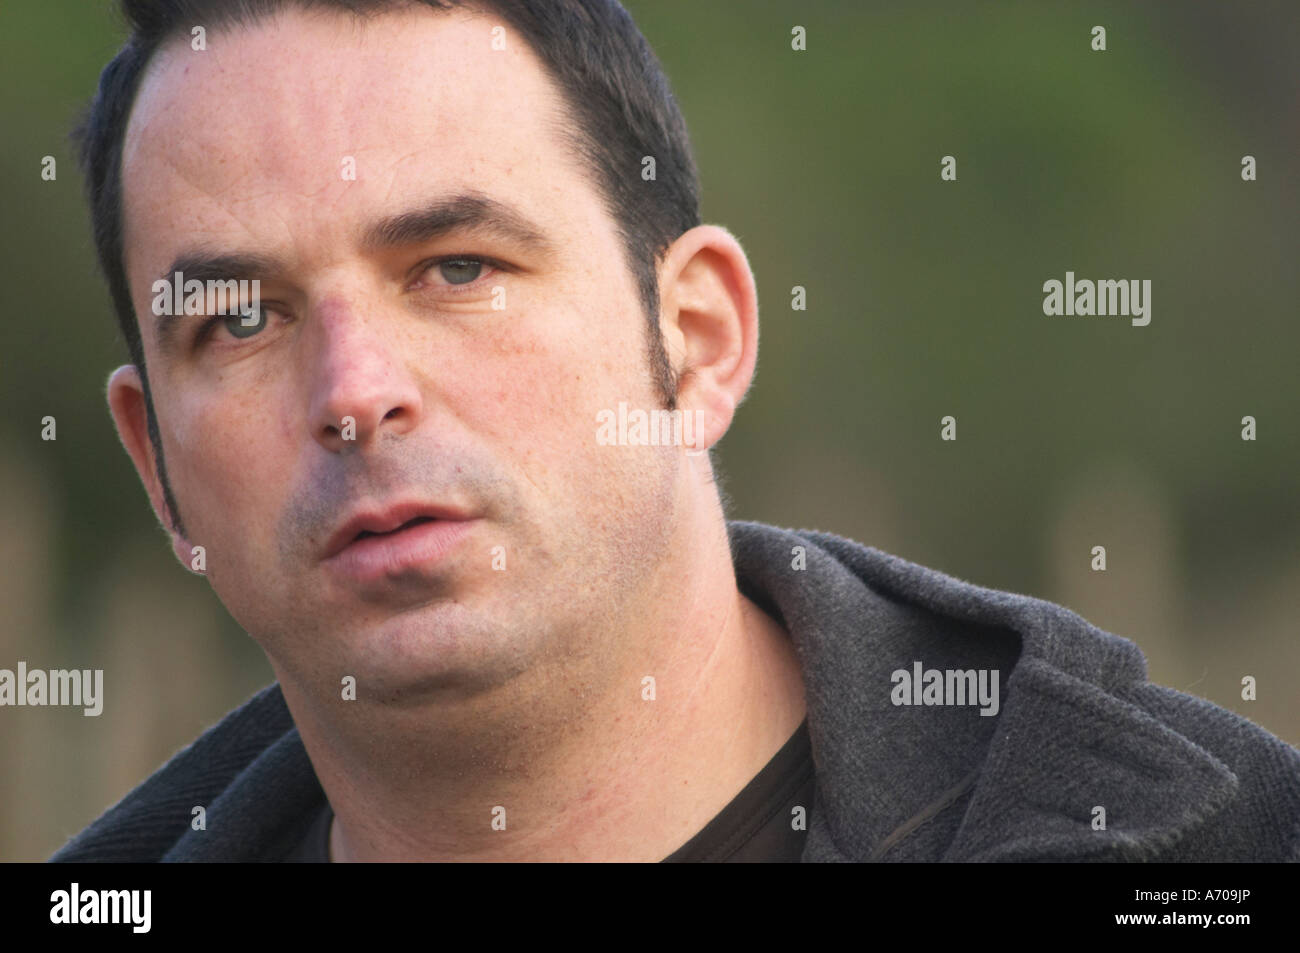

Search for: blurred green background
xmin=1 ymin=0 xmax=1296 ymax=861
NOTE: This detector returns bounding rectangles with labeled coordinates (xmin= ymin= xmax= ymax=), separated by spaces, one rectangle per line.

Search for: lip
xmin=322 ymin=501 xmax=478 ymax=582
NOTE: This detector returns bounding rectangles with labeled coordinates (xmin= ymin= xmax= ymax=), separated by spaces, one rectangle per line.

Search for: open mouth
xmin=322 ymin=501 xmax=479 ymax=578
xmin=352 ymin=515 xmax=438 ymax=543
xmin=324 ymin=511 xmax=478 ymax=581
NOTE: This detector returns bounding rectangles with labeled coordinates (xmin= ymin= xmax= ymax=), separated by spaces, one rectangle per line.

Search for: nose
xmin=306 ymin=297 xmax=423 ymax=453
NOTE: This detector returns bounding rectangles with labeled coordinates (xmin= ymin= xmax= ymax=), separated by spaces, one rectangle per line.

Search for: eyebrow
xmin=151 ymin=191 xmax=557 ymax=355
xmin=362 ymin=191 xmax=557 ymax=257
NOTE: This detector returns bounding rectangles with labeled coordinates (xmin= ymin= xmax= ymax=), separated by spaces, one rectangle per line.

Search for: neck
xmin=276 ymin=496 xmax=806 ymax=862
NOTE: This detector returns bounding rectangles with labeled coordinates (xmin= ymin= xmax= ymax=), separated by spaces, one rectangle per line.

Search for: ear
xmin=655 ymin=225 xmax=759 ymax=453
xmin=106 ymin=365 xmax=200 ymax=573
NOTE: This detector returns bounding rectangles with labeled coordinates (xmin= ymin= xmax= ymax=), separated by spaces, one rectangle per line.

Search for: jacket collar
xmin=727 ymin=521 xmax=1239 ymax=862
xmin=168 ymin=520 xmax=1239 ymax=862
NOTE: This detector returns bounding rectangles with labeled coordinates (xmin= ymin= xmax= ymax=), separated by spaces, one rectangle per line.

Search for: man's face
xmin=117 ymin=6 xmax=683 ymax=700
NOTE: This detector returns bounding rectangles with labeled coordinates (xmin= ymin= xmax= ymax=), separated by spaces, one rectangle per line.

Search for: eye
xmin=414 ymin=255 xmax=505 ymax=293
xmin=224 ymin=306 xmax=269 ymax=338
xmin=195 ymin=303 xmax=279 ymax=349
xmin=436 ymin=258 xmax=485 ymax=285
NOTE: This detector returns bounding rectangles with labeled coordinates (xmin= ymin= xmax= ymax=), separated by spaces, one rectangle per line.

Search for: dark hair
xmin=72 ymin=0 xmax=701 ymax=536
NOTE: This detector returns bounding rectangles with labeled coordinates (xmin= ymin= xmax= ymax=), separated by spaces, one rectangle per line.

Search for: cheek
xmin=468 ymin=289 xmax=649 ymax=455
xmin=462 ymin=296 xmax=667 ymax=533
xmin=164 ymin=383 xmax=293 ymax=545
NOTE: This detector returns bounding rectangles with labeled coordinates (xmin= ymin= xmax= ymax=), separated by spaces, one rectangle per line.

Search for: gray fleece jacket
xmin=49 ymin=521 xmax=1300 ymax=862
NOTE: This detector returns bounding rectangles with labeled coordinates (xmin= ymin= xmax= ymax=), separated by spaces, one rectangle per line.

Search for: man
xmin=52 ymin=0 xmax=1299 ymax=862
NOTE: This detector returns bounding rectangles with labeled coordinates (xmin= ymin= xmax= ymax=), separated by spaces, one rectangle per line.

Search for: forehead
xmin=120 ymin=4 xmax=583 ymax=303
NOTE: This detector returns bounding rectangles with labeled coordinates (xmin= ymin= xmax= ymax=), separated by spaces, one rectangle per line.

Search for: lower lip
xmin=324 ymin=518 xmax=478 ymax=583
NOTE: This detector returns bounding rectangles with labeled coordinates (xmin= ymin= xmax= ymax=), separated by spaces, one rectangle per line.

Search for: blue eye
xmin=437 ymin=259 xmax=484 ymax=285
xmin=224 ymin=306 xmax=268 ymax=338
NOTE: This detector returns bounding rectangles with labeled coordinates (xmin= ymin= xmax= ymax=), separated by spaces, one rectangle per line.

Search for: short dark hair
xmin=73 ymin=0 xmax=701 ymax=536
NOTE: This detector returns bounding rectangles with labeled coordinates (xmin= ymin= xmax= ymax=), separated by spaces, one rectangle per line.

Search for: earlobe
xmin=173 ymin=535 xmax=206 ymax=575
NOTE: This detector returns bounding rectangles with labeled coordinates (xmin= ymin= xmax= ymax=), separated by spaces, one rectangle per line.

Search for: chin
xmin=312 ymin=598 xmax=536 ymax=705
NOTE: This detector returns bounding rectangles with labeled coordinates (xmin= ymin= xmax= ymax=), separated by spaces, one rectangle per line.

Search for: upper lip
xmin=322 ymin=500 xmax=475 ymax=560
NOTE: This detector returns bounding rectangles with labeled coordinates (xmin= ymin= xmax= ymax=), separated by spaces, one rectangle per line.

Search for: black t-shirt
xmin=284 ymin=718 xmax=815 ymax=862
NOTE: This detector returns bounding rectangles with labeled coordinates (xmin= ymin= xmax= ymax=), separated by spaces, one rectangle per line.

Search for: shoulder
xmin=731 ymin=521 xmax=1300 ymax=860
xmin=48 ymin=683 xmax=295 ymax=862
xmin=1124 ymin=681 xmax=1300 ymax=860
